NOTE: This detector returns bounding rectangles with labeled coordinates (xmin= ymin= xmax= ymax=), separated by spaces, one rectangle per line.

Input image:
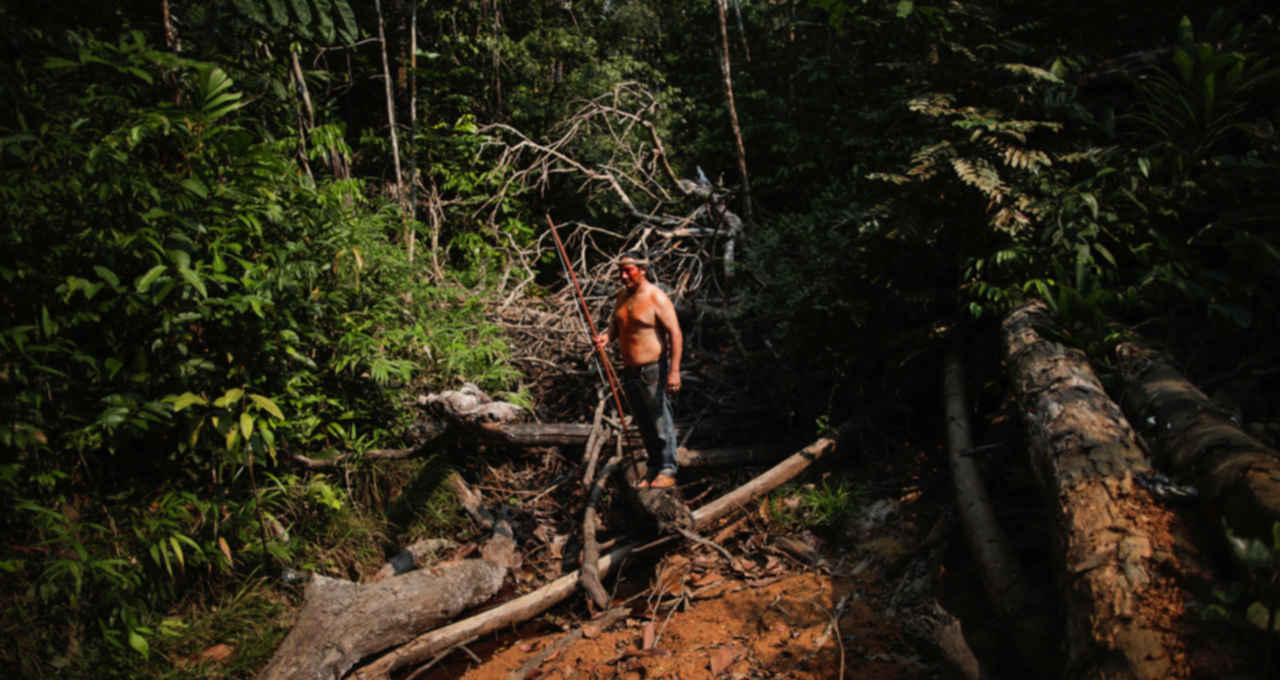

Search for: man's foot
xmin=648 ymin=473 xmax=676 ymax=489
xmin=634 ymin=478 xmax=651 ymax=489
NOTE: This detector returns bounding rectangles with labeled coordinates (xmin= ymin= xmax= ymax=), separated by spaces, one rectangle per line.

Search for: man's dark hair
xmin=618 ymin=250 xmax=650 ymax=267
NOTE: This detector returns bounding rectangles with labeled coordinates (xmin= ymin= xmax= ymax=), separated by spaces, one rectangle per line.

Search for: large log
xmin=257 ymin=562 xmax=507 ymax=680
xmin=351 ymin=435 xmax=837 ymax=680
xmin=1002 ymin=301 xmax=1192 ymax=680
xmin=1115 ymin=342 xmax=1280 ymax=540
xmin=258 ymin=523 xmax=518 ymax=680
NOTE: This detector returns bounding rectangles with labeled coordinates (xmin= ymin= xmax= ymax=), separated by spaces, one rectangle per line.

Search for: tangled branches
xmin=476 ymin=82 xmax=752 ymax=418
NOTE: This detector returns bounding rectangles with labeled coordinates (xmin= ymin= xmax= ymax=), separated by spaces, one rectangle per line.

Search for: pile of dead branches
xmin=467 ymin=81 xmax=756 ymax=420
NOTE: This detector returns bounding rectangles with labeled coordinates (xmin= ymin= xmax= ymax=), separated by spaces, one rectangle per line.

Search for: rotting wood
xmin=351 ymin=435 xmax=838 ymax=680
xmin=445 ymin=471 xmax=495 ymax=530
xmin=1003 ymin=300 xmax=1195 ymax=680
xmin=581 ymin=393 xmax=609 ymax=486
xmin=1115 ymin=341 xmax=1280 ymax=541
xmin=369 ymin=538 xmax=458 ymax=584
xmin=902 ymin=600 xmax=983 ymax=680
xmin=257 ymin=521 xmax=516 ymax=680
xmin=581 ymin=451 xmax=623 ymax=610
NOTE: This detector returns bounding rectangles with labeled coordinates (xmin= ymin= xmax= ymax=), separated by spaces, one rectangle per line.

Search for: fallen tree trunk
xmin=259 ymin=521 xmax=518 ymax=680
xmin=942 ymin=346 xmax=1055 ymax=670
xmin=942 ymin=346 xmax=1028 ymax=615
xmin=351 ymin=434 xmax=837 ymax=680
xmin=1002 ymin=300 xmax=1193 ymax=680
xmin=258 ymin=563 xmax=507 ymax=680
xmin=1115 ymin=342 xmax=1280 ymax=540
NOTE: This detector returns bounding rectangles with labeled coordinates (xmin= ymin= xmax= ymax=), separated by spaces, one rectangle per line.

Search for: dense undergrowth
xmin=0 ymin=33 xmax=518 ymax=678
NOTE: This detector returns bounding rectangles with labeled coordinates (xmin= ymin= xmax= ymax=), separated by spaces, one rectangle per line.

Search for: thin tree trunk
xmin=406 ymin=0 xmax=419 ymax=263
xmin=161 ymin=0 xmax=180 ymax=52
xmin=375 ymin=0 xmax=408 ymax=254
xmin=1003 ymin=300 xmax=1195 ymax=680
xmin=942 ymin=347 xmax=1028 ymax=615
xmin=731 ymin=0 xmax=751 ymax=62
xmin=288 ymin=48 xmax=316 ymax=182
xmin=1115 ymin=341 xmax=1280 ymax=540
xmin=715 ymin=0 xmax=753 ymax=228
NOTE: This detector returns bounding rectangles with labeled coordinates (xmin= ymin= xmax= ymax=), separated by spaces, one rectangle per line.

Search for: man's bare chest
xmin=617 ymin=294 xmax=656 ymax=329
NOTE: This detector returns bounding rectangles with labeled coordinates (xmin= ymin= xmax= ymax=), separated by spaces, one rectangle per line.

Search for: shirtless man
xmin=594 ymin=251 xmax=683 ymax=488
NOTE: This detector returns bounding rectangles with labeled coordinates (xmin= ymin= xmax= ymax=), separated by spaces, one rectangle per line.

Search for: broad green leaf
xmin=178 ymin=267 xmax=208 ymax=299
xmin=234 ymin=0 xmax=269 ymax=25
xmin=240 ymin=412 xmax=254 ymax=440
xmin=289 ymin=0 xmax=312 ymax=31
xmin=313 ymin=0 xmax=336 ymax=43
xmin=334 ymin=0 xmax=358 ymax=43
xmin=40 ymin=305 xmax=55 ymax=337
xmin=180 ymin=178 xmax=209 ymax=199
xmin=249 ymin=394 xmax=285 ymax=420
xmin=136 ymin=265 xmax=167 ymax=293
xmin=129 ymin=630 xmax=150 ymax=658
xmin=173 ymin=392 xmax=208 ymax=412
xmin=896 ymin=0 xmax=914 ymax=18
xmin=1246 ymin=602 xmax=1280 ymax=631
xmin=225 ymin=424 xmax=240 ymax=451
xmin=213 ymin=388 xmax=245 ymax=408
xmin=93 ymin=266 xmax=121 ymax=289
xmin=1080 ymin=192 xmax=1099 ymax=220
xmin=266 ymin=0 xmax=289 ymax=26
xmin=169 ymin=536 xmax=185 ymax=570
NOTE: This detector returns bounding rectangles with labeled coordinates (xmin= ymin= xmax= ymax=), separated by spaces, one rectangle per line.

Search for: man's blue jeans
xmin=622 ymin=356 xmax=679 ymax=479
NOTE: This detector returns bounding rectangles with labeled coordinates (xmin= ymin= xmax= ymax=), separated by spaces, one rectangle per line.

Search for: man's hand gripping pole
xmin=546 ymin=215 xmax=642 ymax=482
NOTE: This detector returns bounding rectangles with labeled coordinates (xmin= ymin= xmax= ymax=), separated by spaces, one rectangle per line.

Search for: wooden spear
xmin=545 ymin=214 xmax=641 ymax=481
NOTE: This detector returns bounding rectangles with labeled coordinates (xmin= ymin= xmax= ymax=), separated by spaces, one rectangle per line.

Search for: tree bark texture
xmin=715 ymin=0 xmax=753 ymax=228
xmin=1002 ymin=300 xmax=1191 ymax=680
xmin=257 ymin=560 xmax=507 ymax=680
xmin=1115 ymin=342 xmax=1280 ymax=540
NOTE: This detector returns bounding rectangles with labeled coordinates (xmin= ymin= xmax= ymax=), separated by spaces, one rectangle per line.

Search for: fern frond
xmin=906 ymin=141 xmax=956 ymax=179
xmin=951 ymin=157 xmax=1007 ymax=204
xmin=1001 ymin=63 xmax=1064 ymax=83
xmin=908 ymin=93 xmax=957 ymax=117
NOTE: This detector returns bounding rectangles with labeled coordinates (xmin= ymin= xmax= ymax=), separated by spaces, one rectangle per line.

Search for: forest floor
xmin=396 ymin=402 xmax=1260 ymax=680
xmin=402 ymin=433 xmax=1007 ymax=680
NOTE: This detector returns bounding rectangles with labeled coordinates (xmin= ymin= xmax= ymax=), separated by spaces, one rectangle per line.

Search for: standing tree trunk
xmin=1115 ymin=342 xmax=1280 ymax=540
xmin=406 ymin=0 xmax=420 ymax=264
xmin=1002 ymin=300 xmax=1194 ymax=680
xmin=715 ymin=0 xmax=753 ymax=229
xmin=375 ymin=0 xmax=409 ymax=258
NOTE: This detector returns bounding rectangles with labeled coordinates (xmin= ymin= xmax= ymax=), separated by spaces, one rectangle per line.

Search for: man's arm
xmin=653 ymin=289 xmax=683 ymax=392
xmin=594 ymin=293 xmax=621 ymax=349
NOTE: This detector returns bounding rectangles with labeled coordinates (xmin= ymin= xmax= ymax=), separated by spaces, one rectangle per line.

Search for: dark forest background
xmin=2 ymin=1 xmax=1278 ymax=676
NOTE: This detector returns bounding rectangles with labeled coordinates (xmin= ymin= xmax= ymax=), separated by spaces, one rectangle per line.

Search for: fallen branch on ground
xmin=351 ymin=434 xmax=838 ymax=680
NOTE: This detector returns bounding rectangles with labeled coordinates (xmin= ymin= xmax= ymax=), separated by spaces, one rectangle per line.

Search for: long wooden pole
xmin=545 ymin=215 xmax=639 ymax=479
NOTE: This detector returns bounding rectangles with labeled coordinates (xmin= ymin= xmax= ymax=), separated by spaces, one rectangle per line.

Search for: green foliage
xmin=767 ymin=480 xmax=863 ymax=534
xmin=231 ymin=0 xmax=360 ymax=44
xmin=0 ymin=30 xmax=517 ymax=675
xmin=1203 ymin=521 xmax=1280 ymax=675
